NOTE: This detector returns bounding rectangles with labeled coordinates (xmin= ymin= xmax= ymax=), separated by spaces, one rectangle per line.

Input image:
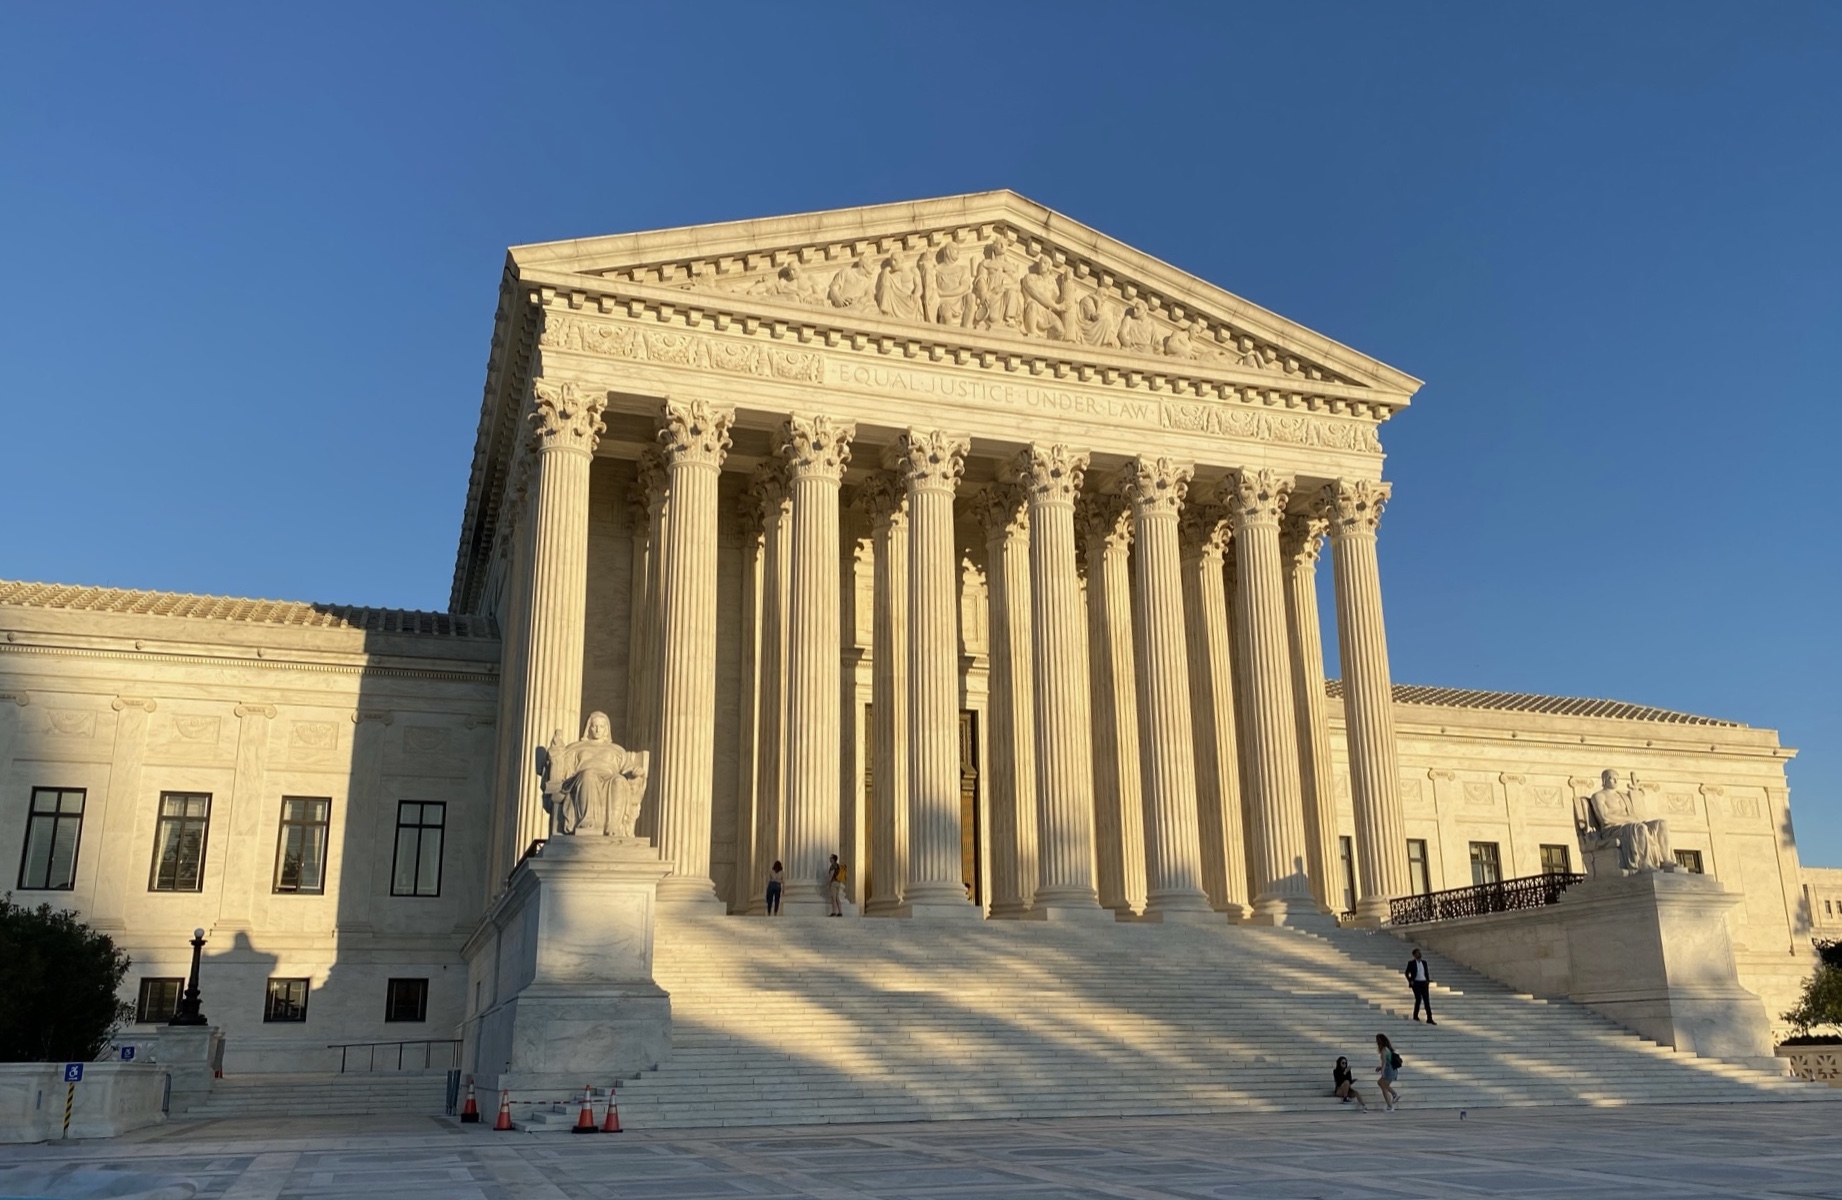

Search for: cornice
xmin=0 ymin=639 xmax=498 ymax=685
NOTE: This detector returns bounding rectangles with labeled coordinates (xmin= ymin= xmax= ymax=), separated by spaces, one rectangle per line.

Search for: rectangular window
xmin=149 ymin=793 xmax=211 ymax=892
xmin=135 ymin=977 xmax=183 ymax=1024
xmin=1406 ymin=839 xmax=1431 ymax=896
xmin=17 ymin=787 xmax=85 ymax=890
xmin=1675 ymin=849 xmax=1705 ymax=874
xmin=1540 ymin=844 xmax=1572 ymax=875
xmin=1338 ymin=835 xmax=1357 ymax=913
xmin=1468 ymin=841 xmax=1502 ymax=886
xmin=391 ymin=802 xmax=445 ymax=897
xmin=385 ymin=977 xmax=429 ymax=1023
xmin=272 ymin=797 xmax=331 ymax=894
xmin=263 ymin=978 xmax=310 ymax=1023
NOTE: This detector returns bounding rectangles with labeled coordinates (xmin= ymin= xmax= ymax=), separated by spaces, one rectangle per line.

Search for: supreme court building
xmin=0 ymin=193 xmax=1819 ymax=1074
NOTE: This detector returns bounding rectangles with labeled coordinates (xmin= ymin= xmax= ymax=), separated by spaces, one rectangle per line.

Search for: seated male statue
xmin=1575 ymin=768 xmax=1677 ymax=874
xmin=537 ymin=711 xmax=648 ymax=838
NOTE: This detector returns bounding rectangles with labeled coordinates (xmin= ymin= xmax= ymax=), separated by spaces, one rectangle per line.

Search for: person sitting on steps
xmin=1332 ymin=1056 xmax=1370 ymax=1111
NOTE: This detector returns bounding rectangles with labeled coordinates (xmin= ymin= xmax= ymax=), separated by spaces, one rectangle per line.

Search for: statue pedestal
xmin=462 ymin=838 xmax=672 ymax=1097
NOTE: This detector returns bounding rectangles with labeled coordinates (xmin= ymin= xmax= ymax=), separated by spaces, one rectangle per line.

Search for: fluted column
xmin=1012 ymin=446 xmax=1108 ymax=919
xmin=732 ymin=489 xmax=764 ymax=913
xmin=897 ymin=429 xmax=978 ymax=918
xmin=653 ymin=400 xmax=734 ymax=905
xmin=857 ymin=472 xmax=909 ymax=915
xmin=1179 ymin=497 xmax=1250 ymax=920
xmin=1079 ymin=489 xmax=1146 ymax=916
xmin=628 ymin=449 xmax=668 ymax=837
xmin=1282 ymin=512 xmax=1340 ymax=915
xmin=1226 ymin=468 xmax=1319 ymax=926
xmin=978 ymin=480 xmax=1040 ymax=918
xmin=514 ymin=379 xmax=606 ymax=852
xmin=1125 ymin=458 xmax=1215 ymax=919
xmin=748 ymin=465 xmax=792 ymax=914
xmin=1317 ymin=480 xmax=1409 ymax=924
xmin=778 ymin=414 xmax=855 ymax=915
xmin=489 ymin=450 xmax=535 ymax=881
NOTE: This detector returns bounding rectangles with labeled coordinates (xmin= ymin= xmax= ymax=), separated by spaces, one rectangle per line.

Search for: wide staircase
xmin=594 ymin=913 xmax=1830 ymax=1128
xmin=178 ymin=1072 xmax=450 ymax=1120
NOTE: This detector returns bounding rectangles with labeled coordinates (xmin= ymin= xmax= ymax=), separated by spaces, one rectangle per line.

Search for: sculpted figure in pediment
xmin=750 ymin=263 xmax=826 ymax=306
xmin=1073 ymin=285 xmax=1123 ymax=348
xmin=971 ymin=242 xmax=1023 ymax=330
xmin=923 ymin=243 xmax=974 ymax=326
xmin=1021 ymin=255 xmax=1068 ymax=340
xmin=538 ymin=711 xmax=648 ymax=839
xmin=827 ymin=255 xmax=878 ymax=310
xmin=1117 ymin=301 xmax=1159 ymax=353
xmin=875 ymin=252 xmax=925 ymax=322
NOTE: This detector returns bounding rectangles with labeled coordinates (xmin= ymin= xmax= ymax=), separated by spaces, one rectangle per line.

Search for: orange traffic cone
xmin=601 ymin=1087 xmax=623 ymax=1133
xmin=571 ymin=1084 xmax=599 ymax=1134
xmin=493 ymin=1089 xmax=513 ymax=1131
xmin=460 ymin=1077 xmax=480 ymax=1123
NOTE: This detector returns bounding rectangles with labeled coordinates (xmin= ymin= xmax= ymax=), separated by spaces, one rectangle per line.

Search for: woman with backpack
xmin=1374 ymin=1033 xmax=1402 ymax=1111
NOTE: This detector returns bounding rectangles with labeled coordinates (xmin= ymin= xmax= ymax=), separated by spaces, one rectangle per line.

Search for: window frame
xmin=135 ymin=976 xmax=184 ymax=1024
xmin=1468 ymin=841 xmax=1503 ymax=886
xmin=272 ymin=796 xmax=332 ymax=895
xmin=1405 ymin=838 xmax=1432 ymax=896
xmin=263 ymin=977 xmax=310 ymax=1023
xmin=17 ymin=786 xmax=87 ymax=891
xmin=149 ymin=792 xmax=212 ymax=893
xmin=1337 ymin=834 xmax=1357 ymax=914
xmin=390 ymin=801 xmax=446 ymax=898
xmin=1674 ymin=849 xmax=1705 ymax=875
xmin=384 ymin=977 xmax=430 ymax=1023
xmin=1539 ymin=843 xmax=1573 ymax=875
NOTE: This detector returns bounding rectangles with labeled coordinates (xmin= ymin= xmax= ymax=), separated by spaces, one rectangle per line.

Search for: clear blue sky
xmin=3 ymin=4 xmax=1838 ymax=862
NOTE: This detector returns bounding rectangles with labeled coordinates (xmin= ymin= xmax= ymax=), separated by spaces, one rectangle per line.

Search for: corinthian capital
xmin=1225 ymin=468 xmax=1295 ymax=530
xmin=1313 ymin=479 xmax=1391 ymax=538
xmin=1178 ymin=503 xmax=1232 ymax=562
xmin=895 ymin=429 xmax=970 ymax=494
xmin=657 ymin=399 xmax=735 ymax=469
xmin=1124 ymin=456 xmax=1193 ymax=518
xmin=853 ymin=470 xmax=907 ymax=530
xmin=529 ymin=379 xmax=607 ymax=454
xmin=775 ymin=413 xmax=855 ymax=481
xmin=1280 ymin=511 xmax=1328 ymax=566
xmin=1006 ymin=444 xmax=1089 ymax=507
xmin=1076 ymin=490 xmax=1132 ymax=555
xmin=974 ymin=482 xmax=1029 ymax=541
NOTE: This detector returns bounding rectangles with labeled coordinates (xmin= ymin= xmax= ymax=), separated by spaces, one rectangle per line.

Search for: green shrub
xmin=1781 ymin=940 xmax=1842 ymax=1043
xmin=0 ymin=895 xmax=132 ymax=1062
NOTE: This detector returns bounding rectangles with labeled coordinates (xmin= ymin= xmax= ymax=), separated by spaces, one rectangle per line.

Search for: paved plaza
xmin=3 ymin=1102 xmax=1841 ymax=1199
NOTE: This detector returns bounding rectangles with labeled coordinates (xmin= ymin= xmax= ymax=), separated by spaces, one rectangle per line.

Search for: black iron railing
xmin=1389 ymin=872 xmax=1584 ymax=926
xmin=329 ymin=1039 xmax=463 ymax=1073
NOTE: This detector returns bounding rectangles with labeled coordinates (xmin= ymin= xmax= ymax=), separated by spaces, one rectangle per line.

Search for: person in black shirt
xmin=1332 ymin=1057 xmax=1369 ymax=1111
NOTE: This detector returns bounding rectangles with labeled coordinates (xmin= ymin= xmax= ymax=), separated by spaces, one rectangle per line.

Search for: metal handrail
xmin=1389 ymin=872 xmax=1585 ymax=926
xmin=327 ymin=1038 xmax=463 ymax=1073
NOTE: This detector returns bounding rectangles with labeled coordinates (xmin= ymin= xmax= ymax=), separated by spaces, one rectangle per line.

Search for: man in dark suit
xmin=1406 ymin=948 xmax=1436 ymax=1024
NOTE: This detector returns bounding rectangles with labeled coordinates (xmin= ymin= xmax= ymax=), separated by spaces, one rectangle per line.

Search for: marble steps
xmin=600 ymin=915 xmax=1829 ymax=1127
xmin=179 ymin=1072 xmax=450 ymax=1119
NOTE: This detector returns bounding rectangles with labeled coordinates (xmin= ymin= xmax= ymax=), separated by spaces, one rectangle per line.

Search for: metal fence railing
xmin=329 ymin=1039 xmax=463 ymax=1073
xmin=1389 ymin=872 xmax=1585 ymax=926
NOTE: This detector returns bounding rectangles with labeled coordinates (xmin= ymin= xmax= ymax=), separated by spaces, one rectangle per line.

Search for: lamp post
xmin=168 ymin=927 xmax=207 ymax=1026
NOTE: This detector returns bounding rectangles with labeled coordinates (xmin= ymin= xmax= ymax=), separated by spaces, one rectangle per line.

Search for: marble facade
xmin=0 ymin=192 xmax=1827 ymax=1076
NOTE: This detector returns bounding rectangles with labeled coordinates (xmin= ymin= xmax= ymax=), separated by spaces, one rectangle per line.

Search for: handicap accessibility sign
xmin=63 ymin=1063 xmax=83 ymax=1083
xmin=120 ymin=1046 xmax=136 ymax=1061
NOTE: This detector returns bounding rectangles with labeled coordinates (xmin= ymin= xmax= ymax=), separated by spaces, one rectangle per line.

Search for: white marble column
xmin=1013 ymin=446 xmax=1107 ymax=919
xmin=1282 ymin=511 xmax=1340 ymax=915
xmin=1317 ymin=479 xmax=1410 ymax=923
xmin=777 ymin=414 xmax=855 ymax=915
xmin=748 ymin=464 xmax=791 ymax=914
xmin=897 ymin=429 xmax=978 ymax=918
xmin=857 ymin=472 xmax=909 ymax=915
xmin=978 ymin=480 xmax=1040 ymax=919
xmin=1226 ymin=468 xmax=1319 ymax=926
xmin=1179 ymin=498 xmax=1250 ymax=920
xmin=732 ymin=490 xmax=764 ymax=913
xmin=514 ymin=379 xmax=607 ymax=852
xmin=488 ymin=452 xmax=535 ymax=882
xmin=1125 ymin=458 xmax=1215 ymax=920
xmin=653 ymin=400 xmax=735 ymax=906
xmin=627 ymin=449 xmax=668 ymax=837
xmin=1079 ymin=489 xmax=1147 ymax=916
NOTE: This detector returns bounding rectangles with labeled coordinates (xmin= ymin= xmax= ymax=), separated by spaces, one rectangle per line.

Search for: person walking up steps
xmin=1405 ymin=948 xmax=1436 ymax=1024
xmin=1375 ymin=1034 xmax=1403 ymax=1111
xmin=766 ymin=861 xmax=784 ymax=915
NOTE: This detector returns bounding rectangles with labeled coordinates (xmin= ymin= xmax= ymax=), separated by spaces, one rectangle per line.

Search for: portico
xmin=454 ymin=191 xmax=1422 ymax=927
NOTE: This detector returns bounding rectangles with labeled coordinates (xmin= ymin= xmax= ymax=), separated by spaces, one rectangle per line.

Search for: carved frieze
xmin=48 ymin=710 xmax=96 ymax=737
xmin=541 ymin=316 xmax=825 ymax=383
xmin=173 ymin=716 xmax=221 ymax=742
xmin=291 ymin=721 xmax=339 ymax=751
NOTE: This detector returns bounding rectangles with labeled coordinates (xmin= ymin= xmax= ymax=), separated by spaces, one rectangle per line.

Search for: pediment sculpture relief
xmin=648 ymin=228 xmax=1346 ymax=383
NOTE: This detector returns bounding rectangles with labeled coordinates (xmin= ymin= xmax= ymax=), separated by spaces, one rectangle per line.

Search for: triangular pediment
xmin=508 ymin=191 xmax=1421 ymax=397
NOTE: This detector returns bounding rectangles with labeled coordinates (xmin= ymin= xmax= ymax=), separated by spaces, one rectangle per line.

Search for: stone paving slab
xmin=2 ymin=1103 xmax=1841 ymax=1199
